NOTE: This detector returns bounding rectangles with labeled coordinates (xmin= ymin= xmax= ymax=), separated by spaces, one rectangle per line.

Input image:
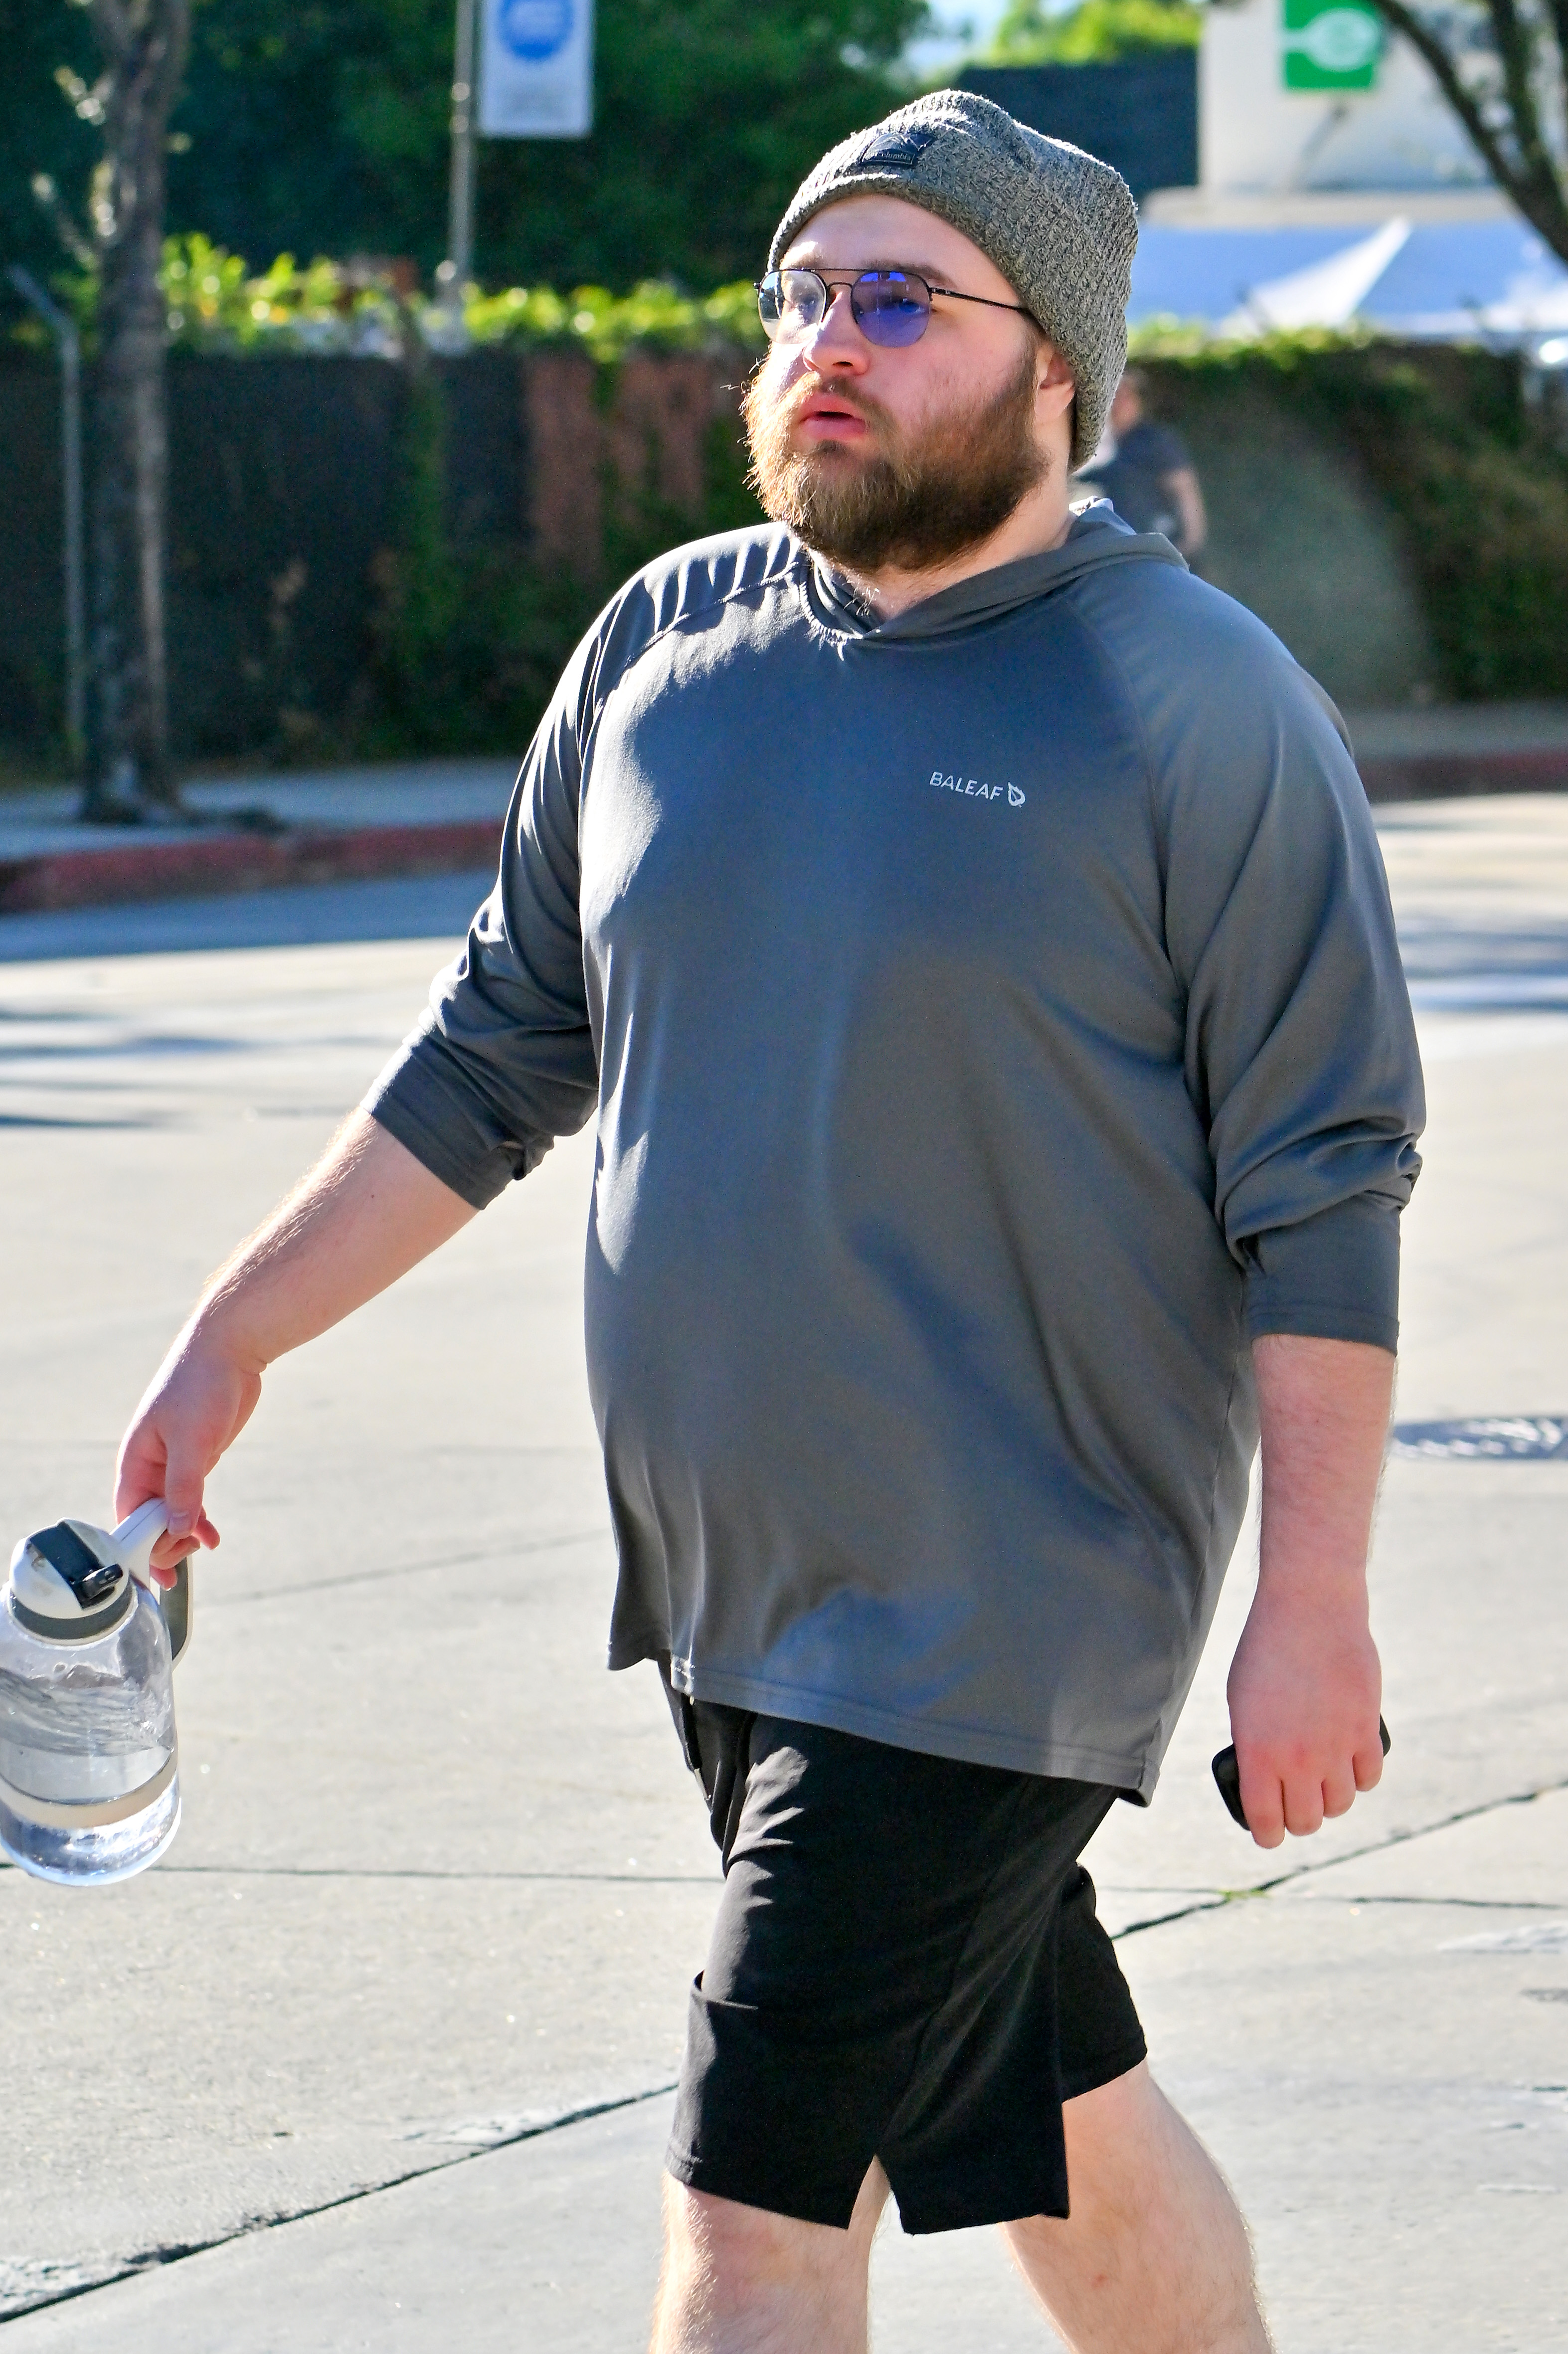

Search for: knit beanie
xmin=768 ymin=88 xmax=1138 ymax=470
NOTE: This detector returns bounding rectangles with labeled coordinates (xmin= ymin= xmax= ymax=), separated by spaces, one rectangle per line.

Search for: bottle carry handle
xmin=109 ymin=1499 xmax=195 ymax=1665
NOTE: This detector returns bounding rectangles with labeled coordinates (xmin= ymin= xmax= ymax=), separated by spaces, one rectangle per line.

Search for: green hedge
xmin=1130 ymin=327 xmax=1568 ymax=701
xmin=16 ymin=258 xmax=1568 ymax=756
xmin=369 ymin=327 xmax=1568 ymax=754
xmin=352 ymin=349 xmax=763 ymax=763
xmin=18 ymin=237 xmax=767 ymax=364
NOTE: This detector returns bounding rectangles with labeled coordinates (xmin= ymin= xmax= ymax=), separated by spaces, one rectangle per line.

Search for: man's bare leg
xmin=650 ymin=2161 xmax=889 ymax=2354
xmin=1004 ymin=2062 xmax=1272 ymax=2354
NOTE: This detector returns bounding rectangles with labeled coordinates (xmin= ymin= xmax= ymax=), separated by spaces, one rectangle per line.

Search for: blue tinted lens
xmin=851 ymin=272 xmax=930 ymax=347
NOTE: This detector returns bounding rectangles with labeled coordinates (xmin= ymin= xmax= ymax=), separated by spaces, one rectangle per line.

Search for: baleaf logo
xmin=929 ymin=771 xmax=1026 ymax=808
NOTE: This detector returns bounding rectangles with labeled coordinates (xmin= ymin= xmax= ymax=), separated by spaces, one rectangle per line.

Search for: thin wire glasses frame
xmin=756 ymin=267 xmax=1034 ymax=350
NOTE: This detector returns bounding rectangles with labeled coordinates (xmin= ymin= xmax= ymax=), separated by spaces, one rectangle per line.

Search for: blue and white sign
xmin=479 ymin=0 xmax=592 ymax=137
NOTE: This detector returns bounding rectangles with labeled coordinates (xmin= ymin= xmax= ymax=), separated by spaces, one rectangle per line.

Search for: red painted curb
xmin=1358 ymin=747 xmax=1568 ymax=803
xmin=2 ymin=752 xmax=1565 ymax=916
xmin=0 ymin=820 xmax=502 ymax=916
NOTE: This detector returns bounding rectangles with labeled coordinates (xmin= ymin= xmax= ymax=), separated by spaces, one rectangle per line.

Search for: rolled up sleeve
xmin=364 ymin=630 xmax=604 ymax=1206
xmin=1160 ymin=648 xmax=1424 ymax=1352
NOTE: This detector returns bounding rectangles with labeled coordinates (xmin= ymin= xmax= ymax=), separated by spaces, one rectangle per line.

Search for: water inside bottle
xmin=0 ymin=1772 xmax=180 ymax=1885
xmin=0 ymin=1584 xmax=180 ymax=1885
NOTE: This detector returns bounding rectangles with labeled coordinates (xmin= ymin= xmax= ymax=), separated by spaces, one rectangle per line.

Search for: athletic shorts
xmin=661 ymin=1684 xmax=1147 ymax=2235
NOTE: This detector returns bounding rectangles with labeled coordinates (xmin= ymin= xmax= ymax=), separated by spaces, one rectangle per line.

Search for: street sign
xmin=478 ymin=0 xmax=593 ymax=137
xmin=1280 ymin=0 xmax=1383 ymax=89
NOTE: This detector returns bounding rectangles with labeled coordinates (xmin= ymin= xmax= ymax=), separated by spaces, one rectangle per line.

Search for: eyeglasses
xmin=755 ymin=267 xmax=1033 ymax=350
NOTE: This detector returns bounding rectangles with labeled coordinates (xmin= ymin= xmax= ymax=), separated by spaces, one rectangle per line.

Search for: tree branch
xmin=1552 ymin=0 xmax=1568 ymax=103
xmin=1368 ymin=0 xmax=1568 ymax=264
xmin=84 ymin=0 xmax=135 ymax=64
xmin=1486 ymin=0 xmax=1556 ymax=193
xmin=30 ymin=173 xmax=97 ymax=271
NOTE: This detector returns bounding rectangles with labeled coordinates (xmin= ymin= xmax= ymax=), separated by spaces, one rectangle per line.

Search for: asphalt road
xmin=1 ymin=804 xmax=1567 ymax=2349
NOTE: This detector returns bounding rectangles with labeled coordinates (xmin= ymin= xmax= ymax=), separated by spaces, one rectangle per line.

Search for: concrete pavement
xmin=1 ymin=798 xmax=1567 ymax=2346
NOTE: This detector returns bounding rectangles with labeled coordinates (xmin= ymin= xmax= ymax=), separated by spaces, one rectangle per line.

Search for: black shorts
xmin=662 ymin=1686 xmax=1147 ymax=2235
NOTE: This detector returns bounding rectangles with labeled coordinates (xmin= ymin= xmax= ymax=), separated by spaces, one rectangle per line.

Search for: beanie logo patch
xmin=855 ymin=124 xmax=940 ymax=171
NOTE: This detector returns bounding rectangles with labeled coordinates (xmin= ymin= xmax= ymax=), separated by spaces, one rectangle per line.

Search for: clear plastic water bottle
xmin=0 ymin=1502 xmax=191 ymax=1886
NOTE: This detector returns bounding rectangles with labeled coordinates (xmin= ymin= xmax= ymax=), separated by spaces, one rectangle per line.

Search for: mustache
xmin=770 ymin=374 xmax=894 ymax=438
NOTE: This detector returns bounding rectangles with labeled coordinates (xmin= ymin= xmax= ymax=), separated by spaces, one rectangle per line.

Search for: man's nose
xmin=798 ymin=286 xmax=870 ymax=374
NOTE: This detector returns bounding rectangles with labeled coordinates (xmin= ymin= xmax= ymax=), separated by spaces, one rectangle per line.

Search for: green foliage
xmin=0 ymin=0 xmax=99 ymax=288
xmin=357 ymin=327 xmax=1568 ymax=754
xmin=162 ymin=0 xmax=927 ymax=292
xmin=7 ymin=0 xmax=925 ymax=308
xmin=359 ymin=353 xmax=759 ymax=759
xmin=465 ymin=276 xmax=766 ymax=361
xmin=1130 ymin=328 xmax=1568 ymax=701
xmin=981 ymin=0 xmax=1199 ymax=64
xmin=26 ymin=235 xmax=768 ymax=362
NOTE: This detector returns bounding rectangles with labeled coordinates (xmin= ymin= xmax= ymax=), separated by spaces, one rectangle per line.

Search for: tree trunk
xmin=82 ymin=0 xmax=189 ymax=823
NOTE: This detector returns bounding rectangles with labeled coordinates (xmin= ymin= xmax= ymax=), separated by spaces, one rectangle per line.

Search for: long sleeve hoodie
xmin=367 ymin=507 xmax=1424 ymax=1797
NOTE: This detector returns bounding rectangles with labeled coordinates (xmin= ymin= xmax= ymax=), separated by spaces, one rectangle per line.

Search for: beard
xmin=743 ymin=342 xmax=1049 ymax=574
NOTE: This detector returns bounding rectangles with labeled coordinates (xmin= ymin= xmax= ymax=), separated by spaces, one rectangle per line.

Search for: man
xmin=118 ymin=90 xmax=1422 ymax=2354
xmin=1077 ymin=364 xmax=1207 ymax=559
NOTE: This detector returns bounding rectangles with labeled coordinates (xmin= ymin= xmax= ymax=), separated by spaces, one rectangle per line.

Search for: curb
xmin=0 ymin=819 xmax=501 ymax=917
xmin=1358 ymin=748 xmax=1568 ymax=803
xmin=2 ymin=752 xmax=1566 ymax=918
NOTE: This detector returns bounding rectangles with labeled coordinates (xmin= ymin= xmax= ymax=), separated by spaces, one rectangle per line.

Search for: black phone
xmin=1212 ymin=1717 xmax=1391 ymax=1829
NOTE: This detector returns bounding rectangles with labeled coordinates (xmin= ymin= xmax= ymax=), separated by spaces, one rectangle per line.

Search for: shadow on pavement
xmin=0 ymin=871 xmax=494 ymax=964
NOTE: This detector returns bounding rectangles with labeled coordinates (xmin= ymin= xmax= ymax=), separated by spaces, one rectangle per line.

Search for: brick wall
xmin=0 ymin=346 xmax=747 ymax=757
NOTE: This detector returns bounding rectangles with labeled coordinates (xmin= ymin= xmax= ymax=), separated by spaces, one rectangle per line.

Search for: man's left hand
xmin=1226 ymin=1579 xmax=1384 ymax=1847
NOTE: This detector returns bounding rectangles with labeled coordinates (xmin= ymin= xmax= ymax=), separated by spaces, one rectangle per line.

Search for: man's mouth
xmin=792 ymin=391 xmax=872 ymax=443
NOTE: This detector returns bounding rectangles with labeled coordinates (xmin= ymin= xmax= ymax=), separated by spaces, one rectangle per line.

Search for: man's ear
xmin=1038 ymin=342 xmax=1076 ymax=394
xmin=1034 ymin=340 xmax=1077 ymax=425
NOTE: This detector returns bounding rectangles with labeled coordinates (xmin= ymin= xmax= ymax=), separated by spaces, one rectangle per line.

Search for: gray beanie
xmin=768 ymin=88 xmax=1138 ymax=470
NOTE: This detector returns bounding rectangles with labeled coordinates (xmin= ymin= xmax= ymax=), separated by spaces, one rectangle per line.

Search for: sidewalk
xmin=0 ymin=799 xmax=1565 ymax=2349
xmin=0 ymin=760 xmax=515 ymax=915
xmin=2 ymin=704 xmax=1568 ymax=918
xmin=1350 ymin=701 xmax=1568 ymax=802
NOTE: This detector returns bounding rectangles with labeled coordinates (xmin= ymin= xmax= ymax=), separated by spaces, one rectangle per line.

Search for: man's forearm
xmin=115 ymin=1112 xmax=477 ymax=1560
xmin=188 ymin=1110 xmax=476 ymax=1372
xmin=1226 ymin=1333 xmax=1394 ymax=1846
xmin=1254 ymin=1332 xmax=1393 ymax=1599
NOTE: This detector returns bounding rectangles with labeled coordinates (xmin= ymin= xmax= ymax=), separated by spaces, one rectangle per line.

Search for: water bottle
xmin=0 ymin=1499 xmax=193 ymax=1886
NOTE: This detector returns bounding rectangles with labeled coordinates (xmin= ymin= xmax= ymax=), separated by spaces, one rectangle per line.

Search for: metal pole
xmin=8 ymin=266 xmax=86 ymax=766
xmin=436 ymin=0 xmax=479 ymax=337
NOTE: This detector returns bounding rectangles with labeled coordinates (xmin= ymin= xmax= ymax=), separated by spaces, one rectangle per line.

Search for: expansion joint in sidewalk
xmin=0 ymin=2083 xmax=679 ymax=2329
xmin=1111 ymin=1770 xmax=1568 ymax=1943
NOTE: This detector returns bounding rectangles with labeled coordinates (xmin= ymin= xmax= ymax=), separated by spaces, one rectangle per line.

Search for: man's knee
xmin=663 ymin=2177 xmax=824 ymax=2286
xmin=663 ymin=2164 xmax=889 ymax=2276
xmin=655 ymin=2171 xmax=887 ymax=2354
xmin=1008 ymin=2062 xmax=1219 ymax=2254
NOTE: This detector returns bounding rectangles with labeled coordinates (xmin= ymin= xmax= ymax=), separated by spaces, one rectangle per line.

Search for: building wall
xmin=0 ymin=347 xmax=742 ymax=759
xmin=1201 ymin=0 xmax=1485 ymax=192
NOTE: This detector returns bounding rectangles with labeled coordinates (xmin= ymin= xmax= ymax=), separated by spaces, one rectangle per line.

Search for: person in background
xmin=1078 ymin=365 xmax=1207 ymax=561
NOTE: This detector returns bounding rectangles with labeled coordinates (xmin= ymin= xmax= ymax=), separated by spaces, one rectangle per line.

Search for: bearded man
xmin=118 ymin=91 xmax=1423 ymax=2354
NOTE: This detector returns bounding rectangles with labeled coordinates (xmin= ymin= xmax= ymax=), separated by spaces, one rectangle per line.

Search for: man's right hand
xmin=109 ymin=1111 xmax=478 ymax=1581
xmin=115 ymin=1333 xmax=263 ymax=1579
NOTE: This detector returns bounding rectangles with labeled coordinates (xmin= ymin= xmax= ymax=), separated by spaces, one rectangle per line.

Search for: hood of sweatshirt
xmin=805 ymin=500 xmax=1188 ymax=643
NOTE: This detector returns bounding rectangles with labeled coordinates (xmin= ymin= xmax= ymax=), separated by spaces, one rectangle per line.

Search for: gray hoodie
xmin=367 ymin=507 xmax=1424 ymax=1798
